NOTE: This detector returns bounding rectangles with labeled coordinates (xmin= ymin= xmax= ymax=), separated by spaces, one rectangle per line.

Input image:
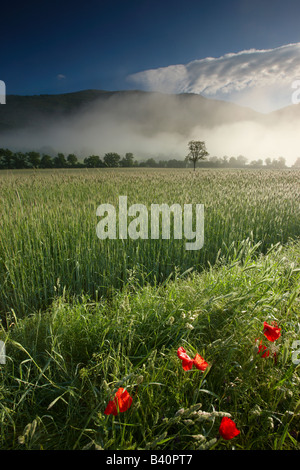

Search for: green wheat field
xmin=0 ymin=167 xmax=300 ymax=450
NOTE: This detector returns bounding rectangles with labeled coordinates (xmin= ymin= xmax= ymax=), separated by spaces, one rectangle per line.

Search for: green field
xmin=0 ymin=167 xmax=300 ymax=450
xmin=0 ymin=167 xmax=299 ymax=317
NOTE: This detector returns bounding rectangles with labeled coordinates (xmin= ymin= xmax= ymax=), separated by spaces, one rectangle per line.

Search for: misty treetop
xmin=0 ymin=147 xmax=296 ymax=170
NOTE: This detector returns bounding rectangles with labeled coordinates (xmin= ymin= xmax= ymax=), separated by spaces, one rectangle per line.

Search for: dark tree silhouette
xmin=185 ymin=140 xmax=209 ymax=171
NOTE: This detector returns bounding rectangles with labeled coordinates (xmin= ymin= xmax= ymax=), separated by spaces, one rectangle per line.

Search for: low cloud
xmin=128 ymin=43 xmax=300 ymax=112
xmin=1 ymin=90 xmax=300 ymax=167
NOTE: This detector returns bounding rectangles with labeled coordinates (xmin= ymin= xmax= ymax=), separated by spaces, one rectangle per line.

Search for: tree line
xmin=0 ymin=147 xmax=298 ymax=170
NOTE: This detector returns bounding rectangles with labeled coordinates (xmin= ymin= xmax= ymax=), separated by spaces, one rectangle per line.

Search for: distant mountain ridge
xmin=0 ymin=90 xmax=114 ymax=131
xmin=0 ymin=89 xmax=264 ymax=133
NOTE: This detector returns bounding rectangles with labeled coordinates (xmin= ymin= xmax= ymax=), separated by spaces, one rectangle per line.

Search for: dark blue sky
xmin=2 ymin=0 xmax=300 ymax=95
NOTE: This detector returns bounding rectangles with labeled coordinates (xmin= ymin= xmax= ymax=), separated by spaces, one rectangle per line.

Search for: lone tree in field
xmin=185 ymin=140 xmax=209 ymax=171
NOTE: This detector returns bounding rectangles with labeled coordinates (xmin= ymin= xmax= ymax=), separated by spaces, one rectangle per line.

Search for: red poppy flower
xmin=177 ymin=347 xmax=209 ymax=371
xmin=256 ymin=339 xmax=270 ymax=358
xmin=193 ymin=353 xmax=209 ymax=371
xmin=219 ymin=417 xmax=240 ymax=440
xmin=263 ymin=321 xmax=281 ymax=342
xmin=177 ymin=347 xmax=194 ymax=371
xmin=104 ymin=387 xmax=133 ymax=416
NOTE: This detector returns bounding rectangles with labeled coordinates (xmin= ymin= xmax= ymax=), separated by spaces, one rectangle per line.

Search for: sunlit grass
xmin=0 ymin=238 xmax=299 ymax=450
xmin=0 ymin=168 xmax=299 ymax=317
xmin=0 ymin=167 xmax=299 ymax=450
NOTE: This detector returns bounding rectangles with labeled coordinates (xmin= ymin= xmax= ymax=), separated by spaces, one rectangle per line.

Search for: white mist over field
xmin=1 ymin=89 xmax=300 ymax=166
xmin=189 ymin=119 xmax=300 ymax=165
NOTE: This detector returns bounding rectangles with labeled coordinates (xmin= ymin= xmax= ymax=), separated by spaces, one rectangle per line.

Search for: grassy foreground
xmin=0 ymin=237 xmax=300 ymax=450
